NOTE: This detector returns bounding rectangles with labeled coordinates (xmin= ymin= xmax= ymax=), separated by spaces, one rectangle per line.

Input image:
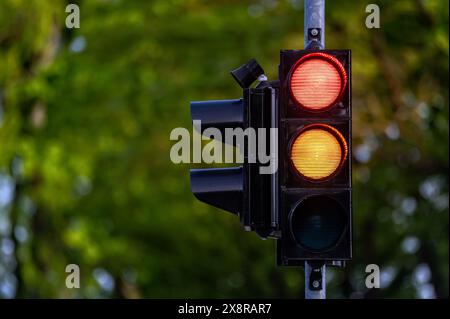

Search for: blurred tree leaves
xmin=0 ymin=0 xmax=448 ymax=298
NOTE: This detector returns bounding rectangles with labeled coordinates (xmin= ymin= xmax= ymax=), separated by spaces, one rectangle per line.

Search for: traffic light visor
xmin=289 ymin=52 xmax=347 ymax=111
xmin=290 ymin=124 xmax=347 ymax=181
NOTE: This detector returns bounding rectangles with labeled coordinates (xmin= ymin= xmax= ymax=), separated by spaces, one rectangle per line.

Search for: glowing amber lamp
xmin=290 ymin=124 xmax=347 ymax=181
xmin=289 ymin=53 xmax=347 ymax=111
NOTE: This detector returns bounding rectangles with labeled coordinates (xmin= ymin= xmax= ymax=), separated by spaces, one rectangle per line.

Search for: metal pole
xmin=304 ymin=0 xmax=325 ymax=50
xmin=304 ymin=0 xmax=326 ymax=299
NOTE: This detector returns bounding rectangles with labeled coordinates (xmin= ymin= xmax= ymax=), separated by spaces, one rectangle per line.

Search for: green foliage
xmin=0 ymin=0 xmax=448 ymax=298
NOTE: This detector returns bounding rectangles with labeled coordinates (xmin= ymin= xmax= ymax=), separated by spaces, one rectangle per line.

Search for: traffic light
xmin=189 ymin=59 xmax=279 ymax=238
xmin=277 ymin=50 xmax=352 ymax=265
xmin=188 ymin=50 xmax=352 ymax=266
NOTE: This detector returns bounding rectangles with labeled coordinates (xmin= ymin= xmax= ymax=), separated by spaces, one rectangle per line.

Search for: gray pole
xmin=304 ymin=0 xmax=327 ymax=300
xmin=304 ymin=0 xmax=325 ymax=49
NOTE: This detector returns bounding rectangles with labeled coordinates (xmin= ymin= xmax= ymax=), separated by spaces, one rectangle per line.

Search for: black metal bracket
xmin=308 ymin=261 xmax=324 ymax=291
xmin=306 ymin=28 xmax=323 ymax=50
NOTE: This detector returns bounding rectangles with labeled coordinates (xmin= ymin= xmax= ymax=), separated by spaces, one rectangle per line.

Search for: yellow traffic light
xmin=290 ymin=124 xmax=347 ymax=181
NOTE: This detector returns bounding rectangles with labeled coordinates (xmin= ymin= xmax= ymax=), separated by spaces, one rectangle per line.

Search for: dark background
xmin=0 ymin=0 xmax=448 ymax=298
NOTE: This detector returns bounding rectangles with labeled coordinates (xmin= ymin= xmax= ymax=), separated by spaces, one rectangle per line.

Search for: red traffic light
xmin=289 ymin=52 xmax=347 ymax=112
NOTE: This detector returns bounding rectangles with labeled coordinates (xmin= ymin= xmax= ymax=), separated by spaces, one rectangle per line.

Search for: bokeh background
xmin=0 ymin=0 xmax=448 ymax=298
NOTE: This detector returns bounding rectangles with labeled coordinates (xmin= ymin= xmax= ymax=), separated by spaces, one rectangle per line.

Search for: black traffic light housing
xmin=277 ymin=49 xmax=352 ymax=265
xmin=189 ymin=50 xmax=352 ymax=266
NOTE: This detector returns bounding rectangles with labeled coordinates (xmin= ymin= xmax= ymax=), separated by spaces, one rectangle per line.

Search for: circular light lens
xmin=289 ymin=53 xmax=346 ymax=111
xmin=290 ymin=124 xmax=347 ymax=181
xmin=290 ymin=195 xmax=347 ymax=252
